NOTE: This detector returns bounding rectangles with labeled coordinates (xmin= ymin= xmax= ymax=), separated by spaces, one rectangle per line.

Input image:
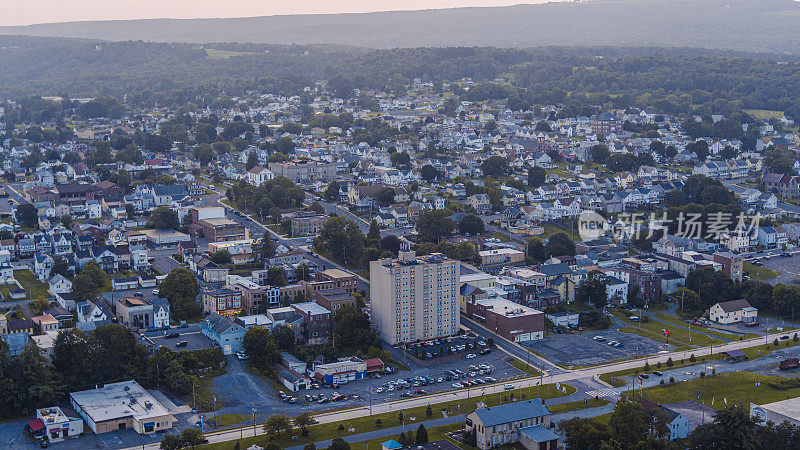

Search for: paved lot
xmin=759 ymin=252 xmax=800 ymax=285
xmin=523 ymin=328 xmax=675 ymax=367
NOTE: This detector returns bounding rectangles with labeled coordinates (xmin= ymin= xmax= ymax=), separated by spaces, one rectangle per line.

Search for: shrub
xmin=657 ymin=362 xmax=662 ymax=368
xmin=775 ymin=339 xmax=779 ymax=347
xmin=689 ymin=354 xmax=696 ymax=362
xmin=669 ymin=376 xmax=675 ymax=383
xmin=660 ymin=379 xmax=665 ymax=385
xmin=666 ymin=357 xmax=674 ymax=367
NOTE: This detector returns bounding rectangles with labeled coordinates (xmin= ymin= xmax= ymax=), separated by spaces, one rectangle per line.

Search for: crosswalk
xmin=585 ymin=388 xmax=618 ymax=398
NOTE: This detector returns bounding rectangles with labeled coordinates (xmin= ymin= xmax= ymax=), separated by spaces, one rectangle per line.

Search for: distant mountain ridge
xmin=2 ymin=0 xmax=800 ymax=53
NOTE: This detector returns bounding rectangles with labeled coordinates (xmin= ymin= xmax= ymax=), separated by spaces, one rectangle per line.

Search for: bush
xmin=700 ymin=371 xmax=705 ymax=378
xmin=689 ymin=354 xmax=696 ymax=362
xmin=666 ymin=357 xmax=674 ymax=367
xmin=657 ymin=362 xmax=662 ymax=368
xmin=660 ymin=379 xmax=665 ymax=385
xmin=775 ymin=339 xmax=780 ymax=347
xmin=669 ymin=376 xmax=675 ymax=383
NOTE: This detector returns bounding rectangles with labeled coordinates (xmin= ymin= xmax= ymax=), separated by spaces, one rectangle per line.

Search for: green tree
xmin=211 ymin=249 xmax=232 ymax=264
xmin=193 ymin=143 xmax=214 ymax=165
xmin=416 ymin=423 xmax=429 ymax=444
xmin=246 ymin=151 xmax=259 ymax=170
xmin=11 ymin=343 xmax=62 ymax=413
xmin=688 ymin=405 xmax=759 ymax=450
xmin=608 ymin=399 xmax=647 ymax=448
xmin=148 ymin=206 xmax=180 ymax=230
xmin=558 ymin=417 xmax=611 ymax=450
xmin=255 ymin=231 xmax=277 ymax=263
xmin=324 ymin=181 xmax=341 ymax=201
xmin=545 ymin=232 xmax=575 ymax=257
xmin=527 ymin=166 xmax=546 ymax=188
xmin=317 ymin=216 xmax=366 ymax=265
xmin=420 ymin=164 xmax=437 ymax=182
xmin=367 ymin=219 xmax=381 ymax=247
xmin=159 ymin=268 xmax=200 ymax=320
xmin=481 ymin=155 xmax=511 ymax=178
xmin=159 ymin=434 xmax=184 ymax=450
xmin=294 ymin=412 xmax=315 ymax=430
xmin=590 ymin=144 xmax=610 ymax=163
xmin=263 ymin=414 xmax=291 ymax=436
xmin=327 ymin=438 xmax=351 ymax=450
xmin=15 ymin=203 xmax=38 ymax=228
xmin=335 ymin=305 xmax=377 ymax=352
xmin=458 ymin=213 xmax=485 ymax=235
xmin=576 ymin=271 xmax=609 ymax=309
xmin=416 ymin=209 xmax=456 ymax=242
xmin=242 ymin=327 xmax=278 ymax=372
xmin=180 ymin=428 xmax=205 ymax=450
xmin=266 ymin=266 xmax=287 ymax=287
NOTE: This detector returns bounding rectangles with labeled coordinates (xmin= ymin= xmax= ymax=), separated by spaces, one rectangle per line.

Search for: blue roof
xmin=519 ymin=425 xmax=559 ymax=443
xmin=381 ymin=440 xmax=403 ymax=450
xmin=473 ymin=399 xmax=550 ymax=427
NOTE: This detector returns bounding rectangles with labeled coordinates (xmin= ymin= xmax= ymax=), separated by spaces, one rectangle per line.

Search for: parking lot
xmin=402 ymin=335 xmax=487 ymax=365
xmin=523 ymin=329 xmax=675 ymax=367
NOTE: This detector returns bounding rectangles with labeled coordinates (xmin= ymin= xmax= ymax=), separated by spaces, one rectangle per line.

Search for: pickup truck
xmin=780 ymin=358 xmax=800 ymax=371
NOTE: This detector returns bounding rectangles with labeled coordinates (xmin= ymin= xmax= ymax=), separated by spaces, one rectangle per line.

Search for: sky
xmin=0 ymin=1 xmax=553 ymax=26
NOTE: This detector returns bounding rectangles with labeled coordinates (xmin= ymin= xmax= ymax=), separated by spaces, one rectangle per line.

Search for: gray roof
xmin=472 ymin=398 xmax=550 ymax=427
xmin=202 ymin=313 xmax=244 ymax=336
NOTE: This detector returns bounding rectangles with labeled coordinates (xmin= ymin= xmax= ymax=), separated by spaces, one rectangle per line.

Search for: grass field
xmin=12 ymin=269 xmax=48 ymax=299
xmin=541 ymin=222 xmax=580 ymax=241
xmin=491 ymin=231 xmax=510 ymax=242
xmin=549 ymin=397 xmax=609 ymax=413
xmin=213 ymin=413 xmax=257 ymax=427
xmin=611 ymin=310 xmax=725 ymax=349
xmin=205 ymin=49 xmax=256 ymax=60
xmin=506 ymin=357 xmax=543 ymax=377
xmin=653 ymin=313 xmax=758 ymax=341
xmin=623 ymin=371 xmax=800 ymax=408
xmin=743 ymin=109 xmax=784 ymax=120
xmin=744 ymin=262 xmax=779 ymax=280
xmin=599 ymin=354 xmax=720 ymax=388
xmin=200 ymin=382 xmax=574 ymax=449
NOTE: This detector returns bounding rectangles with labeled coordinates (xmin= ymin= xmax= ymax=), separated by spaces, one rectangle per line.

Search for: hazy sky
xmin=0 ymin=1 xmax=553 ymax=26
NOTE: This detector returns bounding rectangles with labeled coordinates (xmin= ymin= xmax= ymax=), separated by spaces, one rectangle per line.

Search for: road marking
xmin=585 ymin=388 xmax=617 ymax=398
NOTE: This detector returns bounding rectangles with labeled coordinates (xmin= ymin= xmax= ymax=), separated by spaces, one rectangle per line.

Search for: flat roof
xmin=477 ymin=297 xmax=542 ymax=318
xmin=70 ymin=380 xmax=173 ymax=423
xmin=293 ymin=302 xmax=331 ymax=316
xmin=320 ymin=268 xmax=355 ymax=278
xmin=200 ymin=218 xmax=239 ymax=226
xmin=753 ymin=396 xmax=800 ymax=419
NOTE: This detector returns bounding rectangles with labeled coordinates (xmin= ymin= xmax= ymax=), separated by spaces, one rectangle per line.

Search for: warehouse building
xmin=69 ymin=380 xmax=175 ymax=434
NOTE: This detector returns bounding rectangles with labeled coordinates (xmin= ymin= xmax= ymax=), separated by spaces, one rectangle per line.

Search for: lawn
xmin=599 ymin=354 xmax=720 ymax=388
xmin=623 ymin=371 xmax=800 ymax=408
xmin=213 ymin=413 xmax=257 ymax=427
xmin=199 ymin=381 xmax=574 ymax=449
xmin=549 ymin=397 xmax=609 ymax=413
xmin=744 ymin=262 xmax=779 ymax=280
xmin=617 ymin=326 xmax=691 ymax=351
xmin=541 ymin=222 xmax=579 ymax=241
xmin=506 ymin=357 xmax=543 ymax=377
xmin=611 ymin=310 xmax=725 ymax=348
xmin=742 ymin=109 xmax=784 ymax=120
xmin=490 ymin=232 xmax=510 ymax=243
xmin=653 ymin=313 xmax=757 ymax=341
xmin=12 ymin=269 xmax=48 ymax=299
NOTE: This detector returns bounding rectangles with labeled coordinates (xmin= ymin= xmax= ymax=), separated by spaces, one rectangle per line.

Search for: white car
xmin=452 ymin=383 xmax=463 ymax=388
xmin=593 ymin=336 xmax=605 ymax=341
xmin=465 ymin=353 xmax=476 ymax=359
xmin=152 ymin=289 xmax=159 ymax=295
xmin=504 ymin=384 xmax=515 ymax=390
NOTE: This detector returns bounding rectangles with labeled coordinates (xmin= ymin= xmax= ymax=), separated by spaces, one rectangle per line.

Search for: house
xmin=707 ymin=299 xmax=758 ymax=324
xmin=31 ymin=314 xmax=60 ymax=334
xmin=465 ymin=399 xmax=557 ymax=450
xmin=245 ymin=166 xmax=275 ymax=187
xmin=152 ymin=298 xmax=170 ymax=329
xmin=48 ymin=274 xmax=72 ymax=294
xmin=757 ymin=226 xmax=779 ymax=249
xmin=202 ymin=288 xmax=243 ymax=316
xmin=199 ymin=313 xmax=246 ymax=355
xmin=544 ymin=311 xmax=579 ymax=328
xmin=639 ymin=398 xmax=691 ymax=440
xmin=468 ymin=194 xmax=491 ymax=214
xmin=77 ymin=300 xmax=109 ymax=324
xmin=112 ymin=277 xmax=139 ymax=291
xmin=114 ymin=297 xmax=154 ymax=330
xmin=34 ymin=407 xmax=84 ymax=443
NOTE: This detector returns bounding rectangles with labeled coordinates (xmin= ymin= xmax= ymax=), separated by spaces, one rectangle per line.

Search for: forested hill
xmin=2 ymin=0 xmax=800 ymax=54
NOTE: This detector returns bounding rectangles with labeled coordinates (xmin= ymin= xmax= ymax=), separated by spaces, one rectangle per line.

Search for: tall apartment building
xmin=370 ymin=251 xmax=460 ymax=345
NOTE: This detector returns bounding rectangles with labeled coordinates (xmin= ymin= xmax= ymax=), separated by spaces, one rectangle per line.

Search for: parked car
xmin=652 ymin=371 xmax=663 ymax=376
xmin=175 ymin=341 xmax=188 ymax=347
xmin=593 ymin=336 xmax=605 ymax=342
xmin=479 ymin=348 xmax=491 ymax=355
xmin=745 ymin=321 xmax=761 ymax=327
xmin=503 ymin=384 xmax=515 ymax=390
xmin=466 ymin=353 xmax=476 ymax=359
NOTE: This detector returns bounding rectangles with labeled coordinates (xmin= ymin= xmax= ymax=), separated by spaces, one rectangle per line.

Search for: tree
xmin=246 ymin=151 xmax=259 ymax=170
xmin=416 ymin=209 xmax=456 ymax=242
xmin=688 ymin=405 xmax=759 ymax=450
xmin=335 ymin=305 xmax=377 ymax=352
xmin=71 ymin=260 xmax=108 ymax=301
xmin=295 ymin=263 xmax=311 ymax=282
xmin=649 ymin=140 xmax=666 ymax=157
xmin=147 ymin=206 xmax=180 ymax=230
xmin=294 ymin=412 xmax=315 ymax=430
xmin=242 ymin=327 xmax=278 ymax=372
xmin=367 ymin=219 xmax=381 ymax=246
xmin=527 ymin=166 xmax=546 ymax=188
xmin=160 ymin=434 xmax=184 ymax=450
xmin=380 ymin=235 xmax=401 ymax=254
xmin=458 ymin=213 xmax=485 ymax=235
xmin=686 ymin=140 xmax=710 ymax=162
xmin=420 ymin=164 xmax=437 ymax=182
xmin=15 ymin=203 xmax=38 ymax=228
xmin=263 ymin=414 xmax=291 ymax=436
xmin=590 ymin=144 xmax=610 ymax=163
xmin=255 ymin=231 xmax=277 ymax=263
xmin=266 ymin=266 xmax=287 ymax=287
xmin=211 ymin=250 xmax=232 ymax=264
xmin=416 ymin=424 xmax=429 ymax=444
xmin=303 ymin=445 xmax=317 ymax=450
xmin=51 ymin=257 xmax=71 ymax=278
xmin=545 ymin=232 xmax=575 ymax=257
xmin=193 ymin=143 xmax=214 ymax=166
xmin=271 ymin=325 xmax=295 ymax=350
xmin=535 ymin=120 xmax=552 ymax=132
xmin=324 ymin=181 xmax=341 ymax=201
xmin=10 ymin=343 xmax=62 ymax=413
xmin=576 ymin=271 xmax=609 ymax=309
xmin=720 ymin=145 xmax=738 ymax=159
xmin=481 ymin=155 xmax=511 ymax=178
xmin=375 ymin=187 xmax=396 ymax=206
xmin=159 ymin=268 xmax=200 ymax=320
xmin=608 ymin=399 xmax=647 ymax=448
xmin=327 ymin=438 xmax=351 ymax=450
xmin=558 ymin=417 xmax=611 ymax=450
xmin=317 ymin=216 xmax=365 ymax=265
xmin=180 ymin=428 xmax=205 ymax=450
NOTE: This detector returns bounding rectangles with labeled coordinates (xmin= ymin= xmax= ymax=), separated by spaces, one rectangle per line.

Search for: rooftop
xmin=69 ymin=380 xmax=173 ymax=423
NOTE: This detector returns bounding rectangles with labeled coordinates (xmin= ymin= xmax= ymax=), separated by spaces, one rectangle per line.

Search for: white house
xmin=245 ymin=166 xmax=275 ymax=187
xmin=48 ymin=274 xmax=72 ymax=294
xmin=152 ymin=298 xmax=170 ymax=329
xmin=606 ymin=276 xmax=629 ymax=305
xmin=707 ymin=299 xmax=758 ymax=324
